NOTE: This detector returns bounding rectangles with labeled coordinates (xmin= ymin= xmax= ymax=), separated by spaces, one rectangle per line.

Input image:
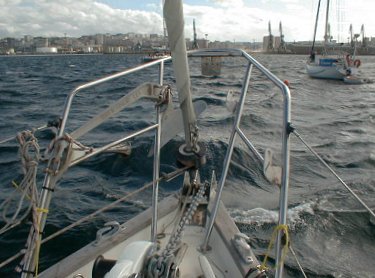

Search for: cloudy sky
xmin=0 ymin=0 xmax=373 ymax=42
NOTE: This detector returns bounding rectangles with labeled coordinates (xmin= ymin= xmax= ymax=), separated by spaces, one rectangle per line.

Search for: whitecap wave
xmin=229 ymin=201 xmax=315 ymax=227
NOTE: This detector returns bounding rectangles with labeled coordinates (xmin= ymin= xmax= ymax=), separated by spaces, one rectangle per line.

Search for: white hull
xmin=39 ymin=195 xmax=260 ymax=278
xmin=143 ymin=55 xmax=170 ymax=63
xmin=343 ymin=75 xmax=371 ymax=85
xmin=305 ymin=62 xmax=345 ymax=80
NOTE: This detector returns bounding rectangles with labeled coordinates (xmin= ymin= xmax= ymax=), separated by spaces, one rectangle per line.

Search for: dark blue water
xmin=0 ymin=53 xmax=374 ymax=278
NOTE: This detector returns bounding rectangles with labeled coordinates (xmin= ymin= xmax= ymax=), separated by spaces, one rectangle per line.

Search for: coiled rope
xmin=259 ymin=224 xmax=289 ymax=272
xmin=0 ymin=131 xmax=41 ymax=235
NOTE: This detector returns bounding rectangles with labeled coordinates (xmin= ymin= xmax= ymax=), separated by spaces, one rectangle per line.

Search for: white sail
xmin=163 ymin=0 xmax=197 ymax=149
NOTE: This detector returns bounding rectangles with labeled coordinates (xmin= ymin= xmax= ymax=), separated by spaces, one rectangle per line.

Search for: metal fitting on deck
xmin=176 ymin=142 xmax=206 ymax=169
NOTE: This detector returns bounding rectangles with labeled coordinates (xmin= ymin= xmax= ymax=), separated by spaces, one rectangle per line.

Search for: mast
xmin=324 ymin=0 xmax=330 ymax=46
xmin=327 ymin=23 xmax=331 ymax=42
xmin=162 ymin=0 xmax=168 ymax=48
xmin=310 ymin=0 xmax=321 ymax=55
xmin=192 ymin=19 xmax=199 ymax=49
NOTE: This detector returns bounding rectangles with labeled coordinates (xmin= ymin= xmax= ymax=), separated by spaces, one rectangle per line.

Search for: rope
xmin=42 ymin=182 xmax=154 ymax=244
xmin=33 ymin=209 xmax=45 ymax=278
xmin=259 ymin=224 xmax=289 ymax=272
xmin=0 ymin=131 xmax=40 ymax=235
xmin=16 ymin=133 xmax=74 ymax=276
xmin=0 ymin=166 xmax=190 ymax=270
xmin=292 ymin=129 xmax=375 ymax=218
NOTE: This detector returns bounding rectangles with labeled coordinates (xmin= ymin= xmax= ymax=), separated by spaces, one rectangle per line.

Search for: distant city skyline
xmin=0 ymin=0 xmax=374 ymax=43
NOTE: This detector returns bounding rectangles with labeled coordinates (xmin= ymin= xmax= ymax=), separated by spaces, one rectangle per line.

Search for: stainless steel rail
xmin=22 ymin=49 xmax=291 ymax=278
xmin=58 ymin=57 xmax=171 ymax=137
xmin=22 ymin=57 xmax=171 ymax=278
xmin=197 ymin=48 xmax=291 ymax=278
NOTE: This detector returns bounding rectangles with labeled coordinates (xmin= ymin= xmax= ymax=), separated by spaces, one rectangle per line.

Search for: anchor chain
xmin=147 ymin=178 xmax=207 ymax=277
xmin=190 ymin=124 xmax=199 ymax=153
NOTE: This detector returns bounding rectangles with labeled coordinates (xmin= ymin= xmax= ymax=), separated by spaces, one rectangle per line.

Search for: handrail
xmin=9 ymin=48 xmax=372 ymax=278
xmin=20 ymin=48 xmax=292 ymax=277
xmin=58 ymin=57 xmax=171 ymax=137
xmin=21 ymin=57 xmax=171 ymax=278
xmin=198 ymin=48 xmax=291 ymax=278
xmin=0 ymin=166 xmax=190 ymax=270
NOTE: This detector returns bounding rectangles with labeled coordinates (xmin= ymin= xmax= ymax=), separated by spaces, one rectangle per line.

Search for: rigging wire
xmin=0 ymin=125 xmax=48 ymax=145
xmin=291 ymin=128 xmax=375 ymax=219
xmin=289 ymin=245 xmax=308 ymax=278
xmin=0 ymin=166 xmax=190 ymax=270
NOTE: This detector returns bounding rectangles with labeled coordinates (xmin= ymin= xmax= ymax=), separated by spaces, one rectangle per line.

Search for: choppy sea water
xmin=0 ymin=53 xmax=374 ymax=278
